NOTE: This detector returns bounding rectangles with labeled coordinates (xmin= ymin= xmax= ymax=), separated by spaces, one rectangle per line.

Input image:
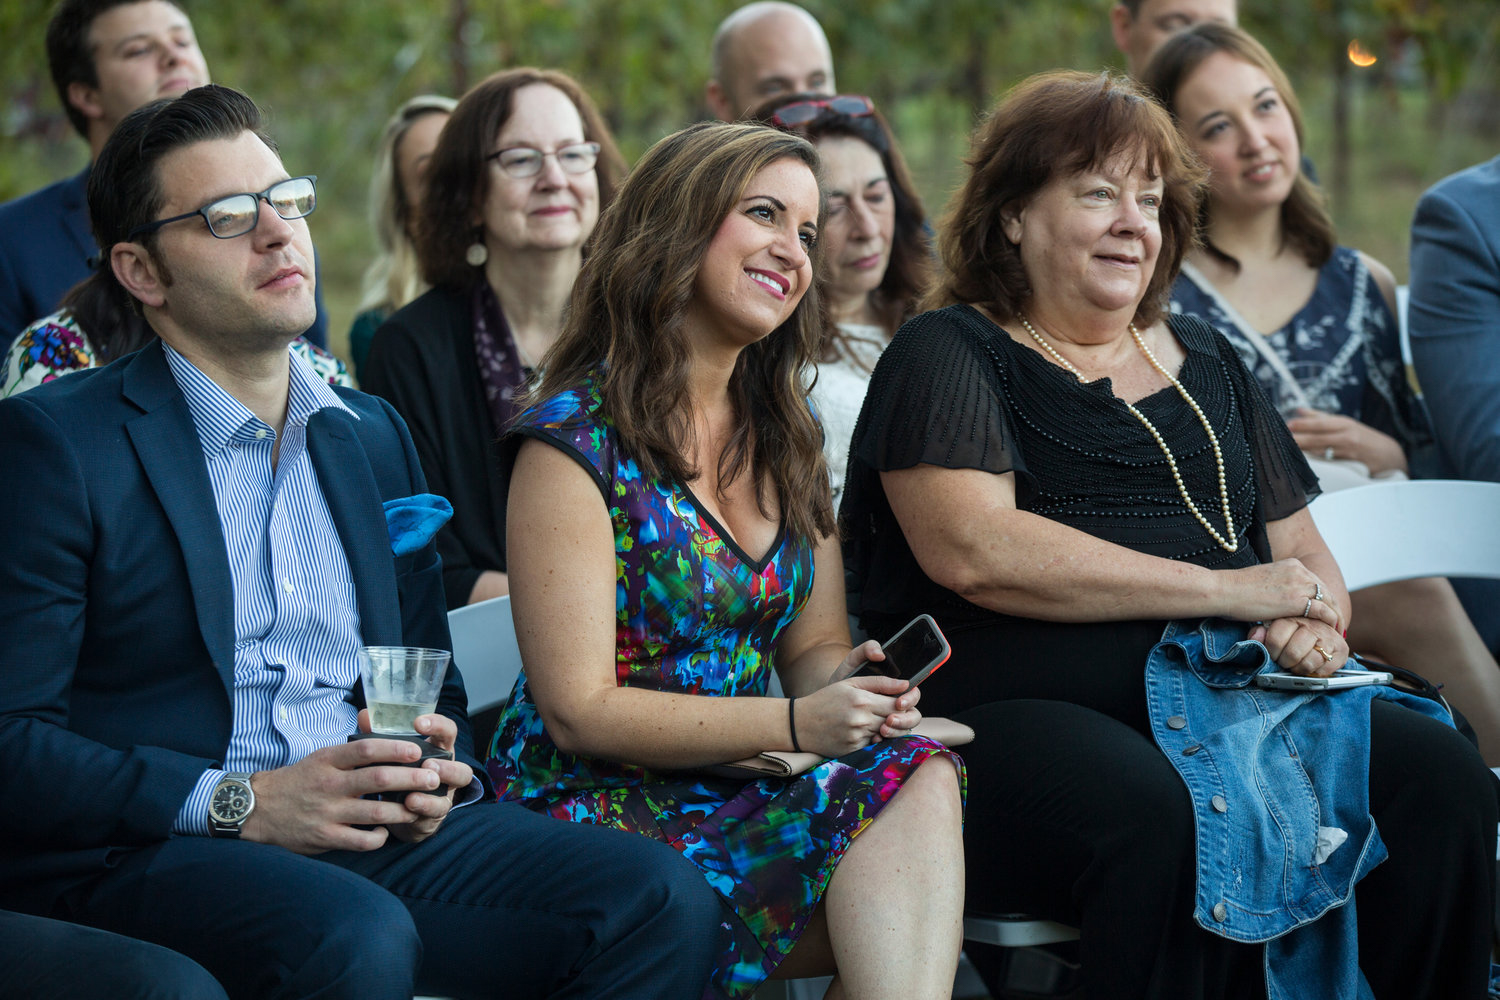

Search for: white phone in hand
xmin=1254 ymin=669 xmax=1393 ymax=691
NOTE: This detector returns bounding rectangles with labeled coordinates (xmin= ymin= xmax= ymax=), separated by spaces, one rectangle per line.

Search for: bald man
xmin=1110 ymin=0 xmax=1238 ymax=77
xmin=706 ymin=1 xmax=835 ymax=121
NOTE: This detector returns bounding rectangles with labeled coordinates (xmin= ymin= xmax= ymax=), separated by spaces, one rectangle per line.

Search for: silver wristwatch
xmin=207 ymin=772 xmax=255 ymax=838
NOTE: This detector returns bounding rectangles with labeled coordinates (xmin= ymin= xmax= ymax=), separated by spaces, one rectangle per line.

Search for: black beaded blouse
xmin=840 ymin=305 xmax=1319 ymax=714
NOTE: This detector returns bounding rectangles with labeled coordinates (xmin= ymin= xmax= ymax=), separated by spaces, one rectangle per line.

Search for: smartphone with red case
xmin=852 ymin=614 xmax=951 ymax=690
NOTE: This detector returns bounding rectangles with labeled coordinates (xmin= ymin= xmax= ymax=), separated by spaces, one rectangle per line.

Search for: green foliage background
xmin=2 ymin=0 xmax=1496 ymax=362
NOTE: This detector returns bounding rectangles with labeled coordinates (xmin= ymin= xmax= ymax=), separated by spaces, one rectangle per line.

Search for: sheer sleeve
xmin=851 ymin=305 xmax=1028 ymax=483
xmin=842 ymin=306 xmax=1036 ymax=626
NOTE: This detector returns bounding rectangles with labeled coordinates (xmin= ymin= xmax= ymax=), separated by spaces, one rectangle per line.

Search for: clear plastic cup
xmin=358 ymin=646 xmax=451 ymax=734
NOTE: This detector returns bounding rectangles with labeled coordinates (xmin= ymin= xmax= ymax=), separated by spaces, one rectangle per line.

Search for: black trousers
xmin=25 ymin=801 xmax=723 ymax=1000
xmin=957 ymin=697 xmax=1497 ymax=1000
xmin=0 ymin=909 xmax=227 ymax=1000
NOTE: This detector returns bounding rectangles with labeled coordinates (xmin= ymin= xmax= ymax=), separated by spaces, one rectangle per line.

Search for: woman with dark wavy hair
xmin=749 ymin=92 xmax=931 ymax=503
xmin=843 ymin=69 xmax=1494 ymax=999
xmin=487 ymin=121 xmax=965 ymax=999
xmin=363 ymin=68 xmax=624 ymax=609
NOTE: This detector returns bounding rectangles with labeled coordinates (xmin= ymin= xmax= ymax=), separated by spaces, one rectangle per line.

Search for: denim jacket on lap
xmin=1145 ymin=618 xmax=1454 ymax=1000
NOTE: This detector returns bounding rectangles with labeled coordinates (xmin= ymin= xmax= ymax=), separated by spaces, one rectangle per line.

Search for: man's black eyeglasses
xmin=126 ymin=176 xmax=318 ymax=242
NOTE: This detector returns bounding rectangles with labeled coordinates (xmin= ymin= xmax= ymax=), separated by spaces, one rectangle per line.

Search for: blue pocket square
xmin=383 ymin=493 xmax=453 ymax=556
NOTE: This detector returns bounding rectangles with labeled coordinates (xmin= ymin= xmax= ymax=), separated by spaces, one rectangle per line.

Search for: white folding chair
xmin=446 ymin=594 xmax=523 ymax=716
xmin=1310 ymin=478 xmax=1500 ymax=877
xmin=1308 ymin=479 xmax=1500 ymax=591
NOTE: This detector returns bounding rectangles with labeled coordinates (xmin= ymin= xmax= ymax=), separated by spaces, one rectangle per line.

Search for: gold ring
xmin=1313 ymin=644 xmax=1333 ymax=662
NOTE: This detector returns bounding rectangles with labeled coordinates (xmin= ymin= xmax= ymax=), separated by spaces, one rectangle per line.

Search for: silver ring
xmin=1303 ymin=598 xmax=1313 ymax=618
xmin=1313 ymin=583 xmax=1324 ymax=603
xmin=1324 ymin=446 xmax=1335 ymax=460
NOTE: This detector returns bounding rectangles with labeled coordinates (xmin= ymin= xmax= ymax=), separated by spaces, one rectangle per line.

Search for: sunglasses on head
xmin=770 ymin=95 xmax=875 ymax=129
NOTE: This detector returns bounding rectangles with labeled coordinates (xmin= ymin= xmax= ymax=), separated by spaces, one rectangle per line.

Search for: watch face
xmin=210 ymin=779 xmax=252 ymax=823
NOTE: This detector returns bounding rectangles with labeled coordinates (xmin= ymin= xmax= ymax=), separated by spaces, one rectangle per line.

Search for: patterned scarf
xmin=470 ymin=281 xmax=532 ymax=437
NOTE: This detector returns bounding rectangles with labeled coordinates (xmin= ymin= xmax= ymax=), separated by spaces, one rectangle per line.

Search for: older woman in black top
xmin=364 ymin=69 xmax=625 ymax=609
xmin=841 ymin=71 xmax=1495 ymax=999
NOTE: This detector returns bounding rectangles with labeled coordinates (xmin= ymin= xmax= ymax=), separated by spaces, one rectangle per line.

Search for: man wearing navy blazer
xmin=0 ymin=85 xmax=719 ymax=999
xmin=0 ymin=0 xmax=326 ymax=346
xmin=1408 ymin=153 xmax=1500 ymax=654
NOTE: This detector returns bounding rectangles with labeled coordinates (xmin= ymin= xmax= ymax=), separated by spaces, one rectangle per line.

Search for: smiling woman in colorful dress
xmin=487 ymin=122 xmax=965 ymax=1000
xmin=362 ymin=68 xmax=625 ymax=609
xmin=1143 ymin=23 xmax=1500 ymax=765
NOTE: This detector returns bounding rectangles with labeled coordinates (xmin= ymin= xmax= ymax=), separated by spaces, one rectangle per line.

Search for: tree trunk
xmin=1331 ymin=0 xmax=1352 ymax=209
xmin=449 ymin=0 xmax=471 ymax=98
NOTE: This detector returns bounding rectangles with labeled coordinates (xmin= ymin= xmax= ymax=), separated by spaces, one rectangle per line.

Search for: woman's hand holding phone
xmin=828 ymin=638 xmax=885 ymax=684
xmin=793 ymin=674 xmax=921 ymax=757
xmin=848 ymin=614 xmax=952 ymax=689
xmin=803 ymin=614 xmax=955 ymax=752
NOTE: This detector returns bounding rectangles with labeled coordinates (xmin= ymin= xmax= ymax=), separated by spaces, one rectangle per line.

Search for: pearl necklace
xmin=1018 ymin=315 xmax=1238 ymax=554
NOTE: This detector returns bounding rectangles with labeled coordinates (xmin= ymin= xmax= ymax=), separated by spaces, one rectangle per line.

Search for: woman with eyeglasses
xmin=750 ymin=93 xmax=931 ymax=504
xmin=487 ymin=120 xmax=964 ymax=1000
xmin=1143 ymin=24 xmax=1500 ymax=766
xmin=347 ymin=94 xmax=456 ymax=381
xmin=363 ymin=68 xmax=625 ymax=610
xmin=3 ymin=176 xmax=348 ymax=398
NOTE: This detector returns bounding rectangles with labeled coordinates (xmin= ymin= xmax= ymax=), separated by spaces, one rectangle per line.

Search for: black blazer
xmin=0 ymin=343 xmax=475 ymax=907
xmin=363 ymin=285 xmax=519 ymax=609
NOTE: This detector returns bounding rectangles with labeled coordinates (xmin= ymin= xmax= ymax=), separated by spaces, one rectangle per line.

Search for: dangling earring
xmin=465 ymin=235 xmax=488 ymax=268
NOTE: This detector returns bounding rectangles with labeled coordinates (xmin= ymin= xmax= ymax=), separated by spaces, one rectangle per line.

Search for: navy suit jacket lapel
xmin=307 ymin=409 xmax=403 ymax=647
xmin=121 ymin=345 xmax=237 ymax=696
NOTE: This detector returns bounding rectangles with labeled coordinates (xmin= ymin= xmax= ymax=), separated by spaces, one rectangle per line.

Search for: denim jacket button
xmin=1183 ymin=744 xmax=1202 ymax=756
xmin=1167 ymin=715 xmax=1188 ymax=730
xmin=1211 ymin=794 xmax=1228 ymax=813
xmin=1212 ymin=902 xmax=1228 ymax=922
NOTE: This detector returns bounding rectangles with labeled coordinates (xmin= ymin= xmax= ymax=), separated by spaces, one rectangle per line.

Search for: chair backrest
xmin=1308 ymin=480 xmax=1500 ymax=591
xmin=447 ymin=595 xmax=523 ymax=716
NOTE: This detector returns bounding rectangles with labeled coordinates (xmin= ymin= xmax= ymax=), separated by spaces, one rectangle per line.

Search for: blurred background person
xmin=362 ymin=68 xmax=624 ymax=610
xmin=347 ymin=94 xmax=455 ymax=381
xmin=1110 ymin=0 xmax=1237 ymax=77
xmin=490 ymin=120 xmax=964 ymax=1000
xmin=842 ymin=69 xmax=1496 ymax=1000
xmin=706 ymin=2 xmax=834 ymax=122
xmin=752 ymin=92 xmax=931 ymax=503
xmin=0 ymin=0 xmax=329 ymax=346
xmin=1146 ymin=23 xmax=1500 ymax=765
xmin=0 ymin=0 xmax=209 ymax=340
xmin=1408 ymin=153 xmax=1500 ymax=655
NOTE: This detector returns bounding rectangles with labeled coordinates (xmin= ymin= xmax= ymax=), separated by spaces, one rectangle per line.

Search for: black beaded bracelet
xmin=788 ymin=696 xmax=802 ymax=753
